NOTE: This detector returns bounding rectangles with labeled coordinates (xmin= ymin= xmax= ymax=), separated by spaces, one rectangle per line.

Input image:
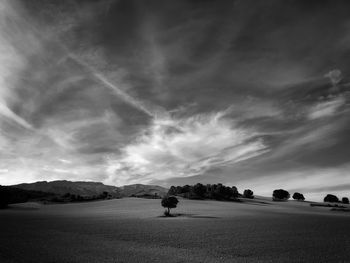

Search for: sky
xmin=0 ymin=0 xmax=350 ymax=201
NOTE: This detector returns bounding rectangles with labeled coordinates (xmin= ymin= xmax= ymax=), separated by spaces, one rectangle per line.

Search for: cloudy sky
xmin=1 ymin=0 xmax=350 ymax=200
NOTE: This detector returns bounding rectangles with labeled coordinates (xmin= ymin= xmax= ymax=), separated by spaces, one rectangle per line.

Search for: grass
xmin=0 ymin=197 xmax=349 ymax=262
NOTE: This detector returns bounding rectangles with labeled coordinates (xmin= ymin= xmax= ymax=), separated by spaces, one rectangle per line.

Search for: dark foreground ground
xmin=0 ymin=198 xmax=349 ymax=263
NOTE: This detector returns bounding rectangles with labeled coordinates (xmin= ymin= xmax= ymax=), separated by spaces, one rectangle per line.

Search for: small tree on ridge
xmin=324 ymin=194 xmax=339 ymax=203
xmin=292 ymin=192 xmax=305 ymax=201
xmin=243 ymin=189 xmax=254 ymax=199
xmin=341 ymin=197 xmax=349 ymax=204
xmin=272 ymin=189 xmax=290 ymax=201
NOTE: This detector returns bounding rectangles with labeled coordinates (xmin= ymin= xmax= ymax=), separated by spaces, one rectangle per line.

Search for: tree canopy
xmin=168 ymin=183 xmax=239 ymax=201
xmin=324 ymin=194 xmax=339 ymax=203
xmin=342 ymin=197 xmax=349 ymax=204
xmin=243 ymin=189 xmax=254 ymax=199
xmin=292 ymin=192 xmax=305 ymax=201
xmin=272 ymin=189 xmax=290 ymax=201
xmin=161 ymin=196 xmax=179 ymax=216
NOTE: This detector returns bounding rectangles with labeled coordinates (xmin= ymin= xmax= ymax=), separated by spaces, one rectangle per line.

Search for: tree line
xmin=167 ymin=184 xmax=350 ymax=204
xmin=168 ymin=183 xmax=253 ymax=201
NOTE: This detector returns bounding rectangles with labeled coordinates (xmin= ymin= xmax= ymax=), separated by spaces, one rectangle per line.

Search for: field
xmin=0 ymin=198 xmax=349 ymax=263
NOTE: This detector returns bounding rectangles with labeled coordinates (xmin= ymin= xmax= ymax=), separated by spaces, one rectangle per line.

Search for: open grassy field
xmin=0 ymin=198 xmax=349 ymax=263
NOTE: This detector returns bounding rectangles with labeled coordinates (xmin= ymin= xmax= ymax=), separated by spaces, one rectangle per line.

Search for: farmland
xmin=0 ymin=198 xmax=349 ymax=262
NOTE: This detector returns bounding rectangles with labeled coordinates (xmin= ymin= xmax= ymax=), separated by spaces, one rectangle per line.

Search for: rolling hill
xmin=12 ymin=180 xmax=168 ymax=198
xmin=119 ymin=184 xmax=169 ymax=198
xmin=13 ymin=180 xmax=121 ymax=197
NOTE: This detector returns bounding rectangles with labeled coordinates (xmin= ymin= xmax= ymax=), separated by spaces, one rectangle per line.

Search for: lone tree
xmin=324 ymin=194 xmax=339 ymax=203
xmin=272 ymin=189 xmax=290 ymax=201
xmin=341 ymin=197 xmax=349 ymax=204
xmin=161 ymin=196 xmax=179 ymax=216
xmin=243 ymin=189 xmax=254 ymax=199
xmin=292 ymin=192 xmax=305 ymax=201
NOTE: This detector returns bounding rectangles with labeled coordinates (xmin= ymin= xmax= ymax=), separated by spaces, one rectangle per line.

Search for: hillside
xmin=13 ymin=180 xmax=121 ymax=198
xmin=0 ymin=186 xmax=56 ymax=208
xmin=12 ymin=181 xmax=168 ymax=198
xmin=119 ymin=184 xmax=168 ymax=198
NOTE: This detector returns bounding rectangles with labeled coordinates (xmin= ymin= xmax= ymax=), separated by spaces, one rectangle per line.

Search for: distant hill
xmin=13 ymin=180 xmax=121 ymax=197
xmin=12 ymin=180 xmax=168 ymax=198
xmin=119 ymin=184 xmax=168 ymax=198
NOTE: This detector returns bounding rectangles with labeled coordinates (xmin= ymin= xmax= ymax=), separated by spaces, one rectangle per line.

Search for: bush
xmin=292 ymin=192 xmax=305 ymax=201
xmin=272 ymin=189 xmax=290 ymax=201
xmin=161 ymin=196 xmax=179 ymax=216
xmin=324 ymin=194 xmax=339 ymax=203
xmin=341 ymin=197 xmax=349 ymax=204
xmin=243 ymin=189 xmax=254 ymax=199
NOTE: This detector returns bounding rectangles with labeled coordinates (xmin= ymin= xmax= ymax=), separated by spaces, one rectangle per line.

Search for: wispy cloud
xmin=67 ymin=53 xmax=156 ymax=118
xmin=0 ymin=1 xmax=34 ymax=130
xmin=0 ymin=0 xmax=349 ymax=203
xmin=106 ymin=111 xmax=268 ymax=185
xmin=324 ymin=69 xmax=342 ymax=86
xmin=308 ymin=96 xmax=345 ymax=120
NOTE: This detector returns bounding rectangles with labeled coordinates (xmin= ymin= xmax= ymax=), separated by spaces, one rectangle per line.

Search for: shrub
xmin=161 ymin=196 xmax=179 ymax=216
xmin=341 ymin=197 xmax=349 ymax=204
xmin=292 ymin=192 xmax=305 ymax=201
xmin=272 ymin=189 xmax=290 ymax=201
xmin=324 ymin=194 xmax=339 ymax=203
xmin=243 ymin=189 xmax=254 ymax=199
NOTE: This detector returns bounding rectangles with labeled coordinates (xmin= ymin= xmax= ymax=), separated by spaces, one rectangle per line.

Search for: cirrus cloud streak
xmin=107 ymin=111 xmax=269 ymax=185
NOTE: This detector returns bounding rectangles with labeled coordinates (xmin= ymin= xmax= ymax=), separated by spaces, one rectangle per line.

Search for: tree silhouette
xmin=168 ymin=186 xmax=177 ymax=195
xmin=292 ymin=192 xmax=305 ymax=201
xmin=272 ymin=189 xmax=290 ymax=201
xmin=341 ymin=197 xmax=349 ymax=204
xmin=231 ymin=186 xmax=239 ymax=199
xmin=243 ymin=189 xmax=254 ymax=199
xmin=324 ymin=194 xmax=339 ymax=203
xmin=161 ymin=196 xmax=179 ymax=216
xmin=192 ymin=183 xmax=207 ymax=199
xmin=167 ymin=183 xmax=239 ymax=200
